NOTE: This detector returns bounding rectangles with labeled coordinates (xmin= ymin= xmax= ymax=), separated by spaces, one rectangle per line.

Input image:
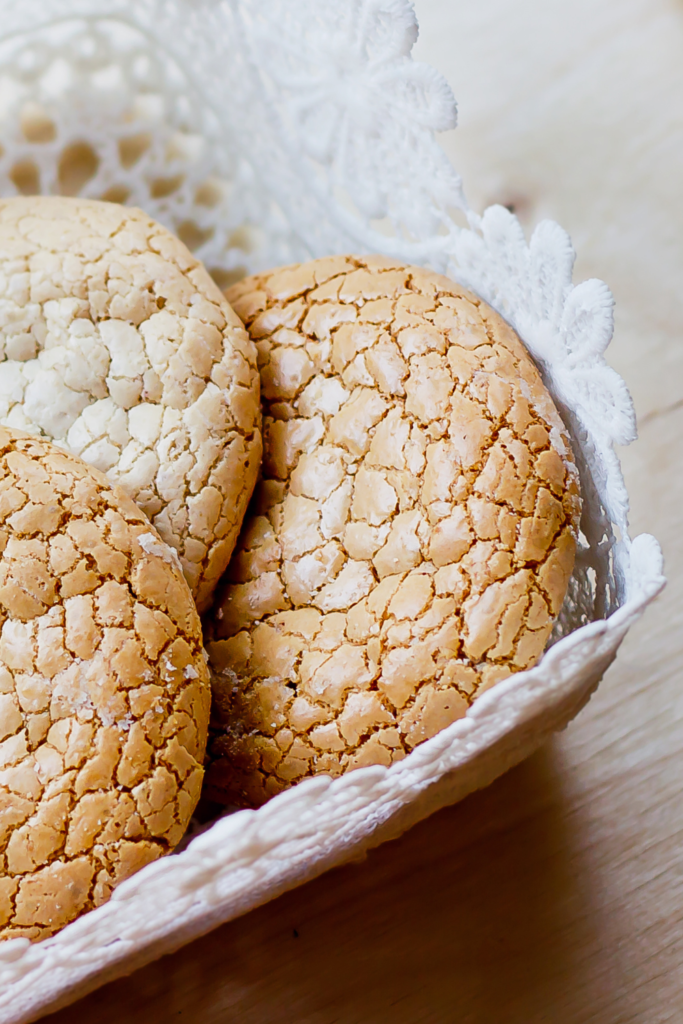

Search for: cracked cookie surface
xmin=205 ymin=256 xmax=581 ymax=807
xmin=0 ymin=196 xmax=261 ymax=613
xmin=0 ymin=426 xmax=210 ymax=940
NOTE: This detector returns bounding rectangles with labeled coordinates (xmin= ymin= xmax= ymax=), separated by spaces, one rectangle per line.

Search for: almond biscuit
xmin=0 ymin=427 xmax=210 ymax=939
xmin=205 ymin=257 xmax=581 ymax=806
xmin=0 ymin=196 xmax=261 ymax=612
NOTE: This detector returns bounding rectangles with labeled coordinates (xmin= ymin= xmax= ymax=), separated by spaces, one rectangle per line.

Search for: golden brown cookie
xmin=204 ymin=256 xmax=581 ymax=807
xmin=0 ymin=196 xmax=261 ymax=613
xmin=0 ymin=427 xmax=211 ymax=940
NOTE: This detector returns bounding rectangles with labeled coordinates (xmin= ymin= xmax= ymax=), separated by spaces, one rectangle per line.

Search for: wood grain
xmin=42 ymin=1 xmax=683 ymax=1020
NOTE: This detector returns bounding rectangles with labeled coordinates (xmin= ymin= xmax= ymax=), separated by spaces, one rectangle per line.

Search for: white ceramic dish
xmin=0 ymin=2 xmax=664 ymax=1021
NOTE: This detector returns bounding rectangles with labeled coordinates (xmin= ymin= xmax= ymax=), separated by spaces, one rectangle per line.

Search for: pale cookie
xmin=0 ymin=196 xmax=262 ymax=613
xmin=204 ymin=256 xmax=581 ymax=807
xmin=0 ymin=427 xmax=211 ymax=940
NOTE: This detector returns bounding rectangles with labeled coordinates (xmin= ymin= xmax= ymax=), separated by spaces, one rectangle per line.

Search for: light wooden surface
xmin=45 ymin=3 xmax=682 ymax=1021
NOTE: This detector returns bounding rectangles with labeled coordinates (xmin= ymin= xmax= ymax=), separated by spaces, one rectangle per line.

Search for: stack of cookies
xmin=0 ymin=198 xmax=580 ymax=937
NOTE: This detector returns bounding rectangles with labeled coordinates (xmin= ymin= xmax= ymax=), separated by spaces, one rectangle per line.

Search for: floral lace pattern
xmin=242 ymin=0 xmax=465 ymax=235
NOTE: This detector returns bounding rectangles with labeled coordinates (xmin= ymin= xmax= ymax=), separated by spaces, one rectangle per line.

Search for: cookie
xmin=204 ymin=256 xmax=581 ymax=807
xmin=0 ymin=196 xmax=261 ymax=613
xmin=0 ymin=427 xmax=211 ymax=940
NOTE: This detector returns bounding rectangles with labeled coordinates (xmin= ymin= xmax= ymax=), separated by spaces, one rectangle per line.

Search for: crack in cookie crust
xmin=204 ymin=256 xmax=581 ymax=807
xmin=0 ymin=427 xmax=210 ymax=940
xmin=0 ymin=196 xmax=262 ymax=613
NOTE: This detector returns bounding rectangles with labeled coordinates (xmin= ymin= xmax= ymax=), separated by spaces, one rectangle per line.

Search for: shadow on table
xmin=44 ymin=742 xmax=627 ymax=1024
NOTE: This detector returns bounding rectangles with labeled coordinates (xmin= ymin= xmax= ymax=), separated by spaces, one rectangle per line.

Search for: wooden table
xmin=45 ymin=2 xmax=683 ymax=1020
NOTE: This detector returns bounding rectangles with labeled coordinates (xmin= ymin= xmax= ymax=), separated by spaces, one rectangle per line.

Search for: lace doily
xmin=0 ymin=2 xmax=665 ymax=1020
